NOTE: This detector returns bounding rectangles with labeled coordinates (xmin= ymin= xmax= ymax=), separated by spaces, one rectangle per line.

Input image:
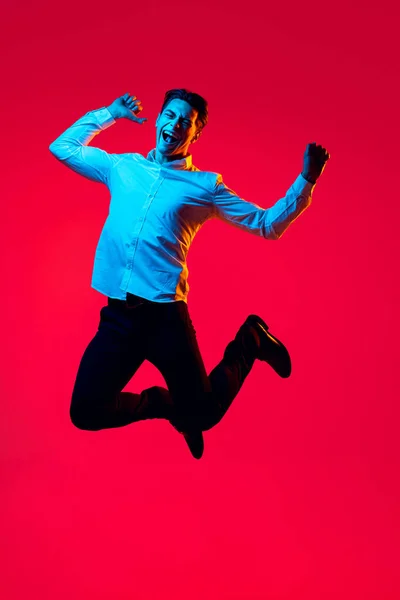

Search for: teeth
xmin=164 ymin=131 xmax=177 ymax=141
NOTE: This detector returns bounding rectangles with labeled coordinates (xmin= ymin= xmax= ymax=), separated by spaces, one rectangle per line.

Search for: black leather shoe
xmin=181 ymin=430 xmax=204 ymax=460
xmin=244 ymin=314 xmax=292 ymax=378
xmin=169 ymin=421 xmax=204 ymax=459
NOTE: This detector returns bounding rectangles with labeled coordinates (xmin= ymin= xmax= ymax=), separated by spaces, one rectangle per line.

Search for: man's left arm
xmin=212 ymin=143 xmax=330 ymax=240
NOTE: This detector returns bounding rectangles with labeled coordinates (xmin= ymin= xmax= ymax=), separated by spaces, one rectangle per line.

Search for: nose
xmin=171 ymin=117 xmax=182 ymax=130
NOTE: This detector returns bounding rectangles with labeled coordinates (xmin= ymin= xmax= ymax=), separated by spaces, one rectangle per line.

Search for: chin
xmin=159 ymin=148 xmax=173 ymax=156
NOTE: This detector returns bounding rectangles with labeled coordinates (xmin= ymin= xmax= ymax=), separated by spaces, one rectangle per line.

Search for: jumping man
xmin=49 ymin=89 xmax=330 ymax=459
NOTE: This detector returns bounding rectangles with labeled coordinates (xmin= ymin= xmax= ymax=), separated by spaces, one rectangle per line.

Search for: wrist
xmin=302 ymin=171 xmax=317 ymax=184
xmin=106 ymin=105 xmax=119 ymax=120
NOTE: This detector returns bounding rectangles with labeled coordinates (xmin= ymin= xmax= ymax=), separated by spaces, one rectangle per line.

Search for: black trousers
xmin=70 ymin=293 xmax=259 ymax=433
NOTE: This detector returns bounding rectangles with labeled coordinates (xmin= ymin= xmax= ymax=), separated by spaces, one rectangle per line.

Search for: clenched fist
xmin=302 ymin=142 xmax=330 ymax=184
xmin=106 ymin=93 xmax=148 ymax=124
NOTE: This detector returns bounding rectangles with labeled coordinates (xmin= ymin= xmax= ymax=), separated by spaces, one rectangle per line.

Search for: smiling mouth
xmin=162 ymin=131 xmax=180 ymax=144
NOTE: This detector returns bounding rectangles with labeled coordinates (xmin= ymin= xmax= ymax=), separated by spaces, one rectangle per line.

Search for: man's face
xmin=155 ymin=98 xmax=200 ymax=160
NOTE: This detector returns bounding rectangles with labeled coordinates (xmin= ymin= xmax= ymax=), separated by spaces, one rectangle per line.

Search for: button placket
xmin=123 ymin=177 xmax=163 ymax=290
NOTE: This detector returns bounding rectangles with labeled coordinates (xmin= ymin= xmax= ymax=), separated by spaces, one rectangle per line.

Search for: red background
xmin=1 ymin=0 xmax=399 ymax=598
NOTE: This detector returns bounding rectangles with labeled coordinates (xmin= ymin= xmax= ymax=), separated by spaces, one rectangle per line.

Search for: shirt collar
xmin=146 ymin=148 xmax=193 ymax=170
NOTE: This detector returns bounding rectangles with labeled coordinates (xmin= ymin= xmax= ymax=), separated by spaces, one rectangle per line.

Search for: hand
xmin=302 ymin=142 xmax=330 ymax=184
xmin=106 ymin=93 xmax=148 ymax=124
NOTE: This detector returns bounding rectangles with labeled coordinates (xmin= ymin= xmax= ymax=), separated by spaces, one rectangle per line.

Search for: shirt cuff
xmin=93 ymin=107 xmax=116 ymax=129
xmin=295 ymin=173 xmax=316 ymax=195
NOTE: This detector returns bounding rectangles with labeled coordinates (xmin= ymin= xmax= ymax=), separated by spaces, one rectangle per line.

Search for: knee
xmin=70 ymin=403 xmax=100 ymax=431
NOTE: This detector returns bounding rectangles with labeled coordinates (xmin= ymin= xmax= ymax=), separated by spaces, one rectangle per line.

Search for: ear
xmin=191 ymin=130 xmax=202 ymax=144
xmin=155 ymin=113 xmax=160 ymax=127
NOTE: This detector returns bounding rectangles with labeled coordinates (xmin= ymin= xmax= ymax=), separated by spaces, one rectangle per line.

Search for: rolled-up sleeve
xmin=49 ymin=108 xmax=117 ymax=185
xmin=212 ymin=173 xmax=315 ymax=239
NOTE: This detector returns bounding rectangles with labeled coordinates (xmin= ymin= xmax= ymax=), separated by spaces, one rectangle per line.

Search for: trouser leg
xmin=145 ymin=302 xmax=258 ymax=432
xmin=204 ymin=322 xmax=259 ymax=430
xmin=70 ymin=302 xmax=173 ymax=431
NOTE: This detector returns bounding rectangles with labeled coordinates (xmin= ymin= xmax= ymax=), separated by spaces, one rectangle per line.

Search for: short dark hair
xmin=161 ymin=88 xmax=208 ymax=133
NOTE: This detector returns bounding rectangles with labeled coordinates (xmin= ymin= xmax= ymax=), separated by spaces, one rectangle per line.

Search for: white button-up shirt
xmin=49 ymin=107 xmax=315 ymax=303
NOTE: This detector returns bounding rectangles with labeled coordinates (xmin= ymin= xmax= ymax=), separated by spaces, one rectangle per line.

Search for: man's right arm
xmin=48 ymin=107 xmax=117 ymax=185
xmin=48 ymin=93 xmax=147 ymax=185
